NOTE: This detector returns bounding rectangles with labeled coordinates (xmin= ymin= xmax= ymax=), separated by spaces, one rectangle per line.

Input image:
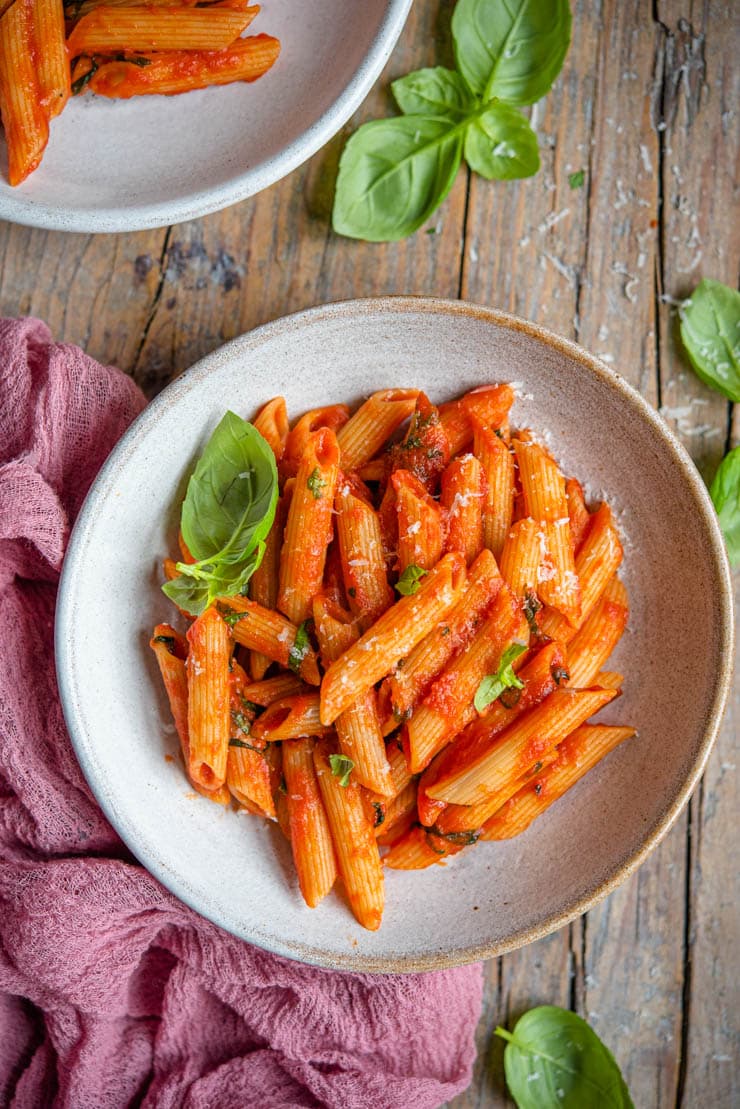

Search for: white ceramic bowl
xmin=0 ymin=1 xmax=411 ymax=233
xmin=56 ymin=298 xmax=734 ymax=971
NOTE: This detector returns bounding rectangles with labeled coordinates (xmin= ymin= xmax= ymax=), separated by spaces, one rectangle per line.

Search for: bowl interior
xmin=0 ymin=1 xmax=407 ymax=231
xmin=57 ymin=299 xmax=731 ymax=971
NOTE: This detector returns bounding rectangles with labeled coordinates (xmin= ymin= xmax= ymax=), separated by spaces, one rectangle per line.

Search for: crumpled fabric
xmin=0 ymin=318 xmax=483 ymax=1109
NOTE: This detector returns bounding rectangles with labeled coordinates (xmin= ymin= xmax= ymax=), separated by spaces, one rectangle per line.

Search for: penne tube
xmin=214 ymin=595 xmax=321 ymax=685
xmin=252 ymin=396 xmax=289 ymax=463
xmin=383 ymin=824 xmax=475 ymax=870
xmin=426 ymin=642 xmax=569 ymax=805
xmin=282 ymin=404 xmax=350 ymax=478
xmin=227 ymin=737 xmax=274 ymax=817
xmin=592 ymin=671 xmax=624 ymax=690
xmin=386 ymin=393 xmax=450 ymax=492
xmin=31 ymin=0 xmax=70 ymax=118
xmin=460 ymin=383 xmax=515 ymax=431
xmin=335 ymin=473 xmax=394 ymax=630
xmin=313 ymin=595 xmax=393 ymax=795
xmin=336 ymin=388 xmax=419 ymax=471
xmin=441 ymin=454 xmax=485 ymax=566
xmin=385 ymin=548 xmax=502 ymax=725
xmin=406 ymin=584 xmax=524 ymax=773
xmin=67 ymin=7 xmax=257 ymax=53
xmin=364 ymin=734 xmax=414 ymax=811
xmin=0 ymin=0 xmax=49 ymax=186
xmin=480 ymin=724 xmax=636 ymax=840
xmin=86 ymin=34 xmax=280 ymax=97
xmin=393 ymin=469 xmax=444 ymax=573
xmin=566 ymin=477 xmax=591 ymax=553
xmin=283 ymin=738 xmax=337 ymax=907
xmin=438 ymin=400 xmax=473 ymax=455
xmin=186 ymin=607 xmax=231 ymax=791
xmin=239 ymin=673 xmax=308 ymax=706
xmin=499 ymin=517 xmax=541 ymax=598
xmin=313 ymin=738 xmax=384 ymax=930
xmin=273 ymin=783 xmax=291 ymax=840
xmin=320 ymin=552 xmax=467 ymax=725
xmin=432 ymin=688 xmax=618 ymax=829
xmin=277 ymin=427 xmax=340 ymax=624
xmin=474 ymin=422 xmax=515 ymax=560
xmin=566 ymin=575 xmax=628 ymax=688
xmin=249 ymin=490 xmax=287 ymax=679
xmin=539 ymin=504 xmax=623 ymax=642
xmin=250 ymin=694 xmax=332 ymax=741
xmin=373 ymin=779 xmax=418 ymax=841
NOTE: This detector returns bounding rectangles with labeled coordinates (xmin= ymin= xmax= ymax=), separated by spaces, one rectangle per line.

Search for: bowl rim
xmin=0 ymin=0 xmax=412 ymax=234
xmin=55 ymin=295 xmax=735 ymax=971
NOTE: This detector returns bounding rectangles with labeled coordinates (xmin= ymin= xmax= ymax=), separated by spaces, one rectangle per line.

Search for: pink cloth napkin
xmin=0 ymin=318 xmax=483 ymax=1109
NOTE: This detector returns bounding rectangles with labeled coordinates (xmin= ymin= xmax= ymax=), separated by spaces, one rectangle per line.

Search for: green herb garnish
xmin=568 ymin=168 xmax=585 ymax=189
xmin=551 ymin=665 xmax=570 ymax=686
xmin=71 ymin=59 xmax=98 ymax=95
xmin=495 ymin=1006 xmax=634 ymax=1108
xmin=371 ymin=801 xmax=385 ymax=828
xmin=152 ymin=634 xmax=176 ymax=649
xmin=679 ymin=278 xmax=740 ymax=402
xmin=332 ymin=0 xmax=571 ymax=241
xmin=306 ymin=466 xmax=327 ymax=500
xmin=329 ymin=754 xmax=355 ymax=787
xmin=710 ymin=446 xmax=740 ymax=566
xmin=474 ymin=642 xmax=527 ymax=712
xmin=228 ymin=737 xmax=262 ymax=752
xmin=395 ymin=564 xmax=428 ymax=596
xmin=230 ymin=709 xmax=253 ymax=736
xmin=162 ymin=412 xmax=278 ymax=617
xmin=288 ymin=620 xmax=311 ymax=674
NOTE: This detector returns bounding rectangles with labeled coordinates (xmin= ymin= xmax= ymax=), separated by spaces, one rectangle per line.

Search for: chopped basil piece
xmin=568 ymin=168 xmax=585 ymax=189
xmin=395 ymin=564 xmax=428 ymax=596
xmin=306 ymin=466 xmax=327 ymax=499
xmin=288 ymin=620 xmax=311 ymax=674
xmin=329 ymin=753 xmax=354 ymax=787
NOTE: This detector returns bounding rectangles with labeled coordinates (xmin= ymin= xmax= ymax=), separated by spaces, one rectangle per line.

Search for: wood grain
xmin=0 ymin=1 xmax=736 ymax=1106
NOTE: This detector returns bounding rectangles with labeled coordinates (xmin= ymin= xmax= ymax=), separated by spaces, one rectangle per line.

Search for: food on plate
xmin=0 ymin=0 xmax=280 ymax=185
xmin=151 ymin=386 xmax=634 ymax=930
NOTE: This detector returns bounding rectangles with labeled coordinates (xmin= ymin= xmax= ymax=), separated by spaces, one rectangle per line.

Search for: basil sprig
xmin=710 ymin=446 xmax=740 ymax=567
xmin=162 ymin=411 xmax=278 ymax=616
xmin=332 ymin=0 xmax=571 ymax=242
xmin=474 ymin=641 xmax=527 ymax=712
xmin=679 ymin=278 xmax=740 ymax=402
xmin=496 ymin=1006 xmax=634 ymax=1108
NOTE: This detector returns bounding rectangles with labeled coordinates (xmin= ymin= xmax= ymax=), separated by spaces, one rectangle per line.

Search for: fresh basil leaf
xmin=679 ymin=278 xmax=740 ymax=402
xmin=329 ymin=754 xmax=354 ymax=787
xmin=181 ymin=411 xmax=278 ymax=565
xmin=569 ymin=168 xmax=585 ymax=189
xmin=332 ymin=116 xmax=464 ymax=242
xmin=395 ymin=564 xmax=428 ymax=596
xmin=392 ymin=66 xmax=475 ymax=119
xmin=288 ymin=620 xmax=311 ymax=674
xmin=464 ymin=102 xmax=539 ymax=180
xmin=452 ymin=0 xmax=572 ymax=105
xmin=474 ymin=641 xmax=527 ymax=712
xmin=496 ymin=1006 xmax=634 ymax=1108
xmin=162 ymin=574 xmax=212 ymax=617
xmin=710 ymin=446 xmax=740 ymax=567
xmin=165 ymin=544 xmax=265 ymax=618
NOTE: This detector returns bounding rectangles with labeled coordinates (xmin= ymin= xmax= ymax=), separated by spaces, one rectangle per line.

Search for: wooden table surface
xmin=3 ymin=2 xmax=737 ymax=1105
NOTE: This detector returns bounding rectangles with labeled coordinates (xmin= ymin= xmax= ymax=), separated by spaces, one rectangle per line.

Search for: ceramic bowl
xmin=56 ymin=298 xmax=734 ymax=971
xmin=0 ymin=1 xmax=411 ymax=233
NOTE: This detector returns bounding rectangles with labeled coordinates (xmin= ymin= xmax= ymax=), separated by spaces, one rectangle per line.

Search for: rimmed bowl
xmin=56 ymin=297 xmax=734 ymax=971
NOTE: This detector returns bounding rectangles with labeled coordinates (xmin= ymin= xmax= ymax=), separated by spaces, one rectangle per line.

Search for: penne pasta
xmin=336 ymin=388 xmax=419 ymax=471
xmin=474 ymin=421 xmax=515 ymax=560
xmin=31 ymin=0 xmax=70 ymax=119
xmin=566 ymin=477 xmax=591 ymax=553
xmin=214 ymin=594 xmax=321 ymax=685
xmin=385 ymin=393 xmax=450 ymax=492
xmin=249 ymin=490 xmax=287 ymax=679
xmin=239 ymin=672 xmax=308 ymax=707
xmin=320 ymin=552 xmax=467 ymax=726
xmin=406 ymin=584 xmax=524 ymax=773
xmin=283 ymin=738 xmax=337 ymax=907
xmin=335 ymin=473 xmax=394 ymax=630
xmin=252 ymin=396 xmax=289 ymax=463
xmin=440 ymin=454 xmax=485 ymax=566
xmin=0 ymin=0 xmax=49 ymax=186
xmin=393 ymin=469 xmax=445 ymax=573
xmin=186 ymin=607 xmax=231 ymax=791
xmin=282 ymin=404 xmax=350 ymax=478
xmin=277 ymin=427 xmax=340 ymax=624
xmin=250 ymin=693 xmax=332 ymax=742
xmin=499 ymin=517 xmax=541 ymax=598
xmin=480 ymin=724 xmax=636 ymax=840
xmin=383 ymin=823 xmax=473 ymax=870
xmin=67 ymin=7 xmax=257 ymax=54
xmin=313 ymin=738 xmax=384 ymax=930
xmin=226 ymin=668 xmax=274 ymax=815
xmin=313 ymin=595 xmax=393 ymax=795
xmin=460 ymin=383 xmax=515 ymax=431
xmin=438 ymin=400 xmax=473 ymax=456
xmin=566 ymin=574 xmax=628 ymax=688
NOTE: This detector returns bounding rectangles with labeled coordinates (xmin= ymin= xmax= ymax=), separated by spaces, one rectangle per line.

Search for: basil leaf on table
xmin=391 ymin=66 xmax=474 ymax=118
xmin=452 ymin=0 xmax=572 ymax=105
xmin=496 ymin=1006 xmax=634 ymax=1109
xmin=333 ymin=116 xmax=465 ymax=242
xmin=162 ymin=412 xmax=278 ymax=616
xmin=464 ymin=102 xmax=539 ymax=180
xmin=679 ymin=278 xmax=740 ymax=402
xmin=710 ymin=446 xmax=740 ymax=566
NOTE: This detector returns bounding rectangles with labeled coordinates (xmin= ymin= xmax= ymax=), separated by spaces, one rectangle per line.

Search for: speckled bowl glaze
xmin=56 ymin=298 xmax=734 ymax=972
xmin=0 ymin=1 xmax=411 ymax=233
